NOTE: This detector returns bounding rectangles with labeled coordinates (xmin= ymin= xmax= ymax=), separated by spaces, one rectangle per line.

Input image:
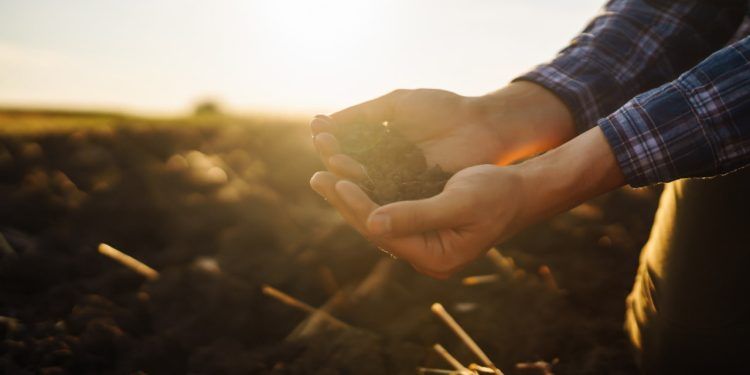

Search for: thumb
xmin=366 ymin=191 xmax=469 ymax=236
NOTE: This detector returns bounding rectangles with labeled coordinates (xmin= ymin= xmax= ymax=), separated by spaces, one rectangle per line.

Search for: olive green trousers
xmin=625 ymin=167 xmax=750 ymax=374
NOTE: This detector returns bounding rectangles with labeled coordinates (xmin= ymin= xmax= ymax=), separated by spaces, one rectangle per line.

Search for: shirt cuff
xmin=513 ymin=52 xmax=624 ymax=135
xmin=597 ymin=110 xmax=656 ymax=188
xmin=513 ymin=67 xmax=592 ymax=135
xmin=597 ymin=81 xmax=716 ymax=187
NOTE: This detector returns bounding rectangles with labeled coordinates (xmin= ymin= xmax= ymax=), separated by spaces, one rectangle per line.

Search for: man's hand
xmin=311 ymin=164 xmax=526 ymax=278
xmin=310 ymin=82 xmax=576 ymax=182
xmin=310 ymin=127 xmax=624 ymax=279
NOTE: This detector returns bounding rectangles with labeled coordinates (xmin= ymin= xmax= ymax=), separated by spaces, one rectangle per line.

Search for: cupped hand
xmin=308 ymin=83 xmax=579 ymax=278
xmin=309 ymin=164 xmax=530 ymax=279
xmin=311 ymin=83 xmax=575 ymax=182
xmin=311 ymin=89 xmax=507 ymax=181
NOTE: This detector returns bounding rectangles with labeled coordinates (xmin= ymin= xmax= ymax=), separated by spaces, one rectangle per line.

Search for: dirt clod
xmin=334 ymin=123 xmax=452 ymax=204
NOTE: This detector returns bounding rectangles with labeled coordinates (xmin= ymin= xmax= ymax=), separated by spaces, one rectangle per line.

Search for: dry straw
xmin=98 ymin=243 xmax=159 ymax=281
xmin=431 ymin=303 xmax=504 ymax=375
xmin=417 ymin=367 xmax=473 ymax=375
xmin=485 ymin=248 xmax=513 ymax=273
xmin=469 ymin=363 xmax=497 ymax=374
xmin=462 ymin=274 xmax=500 ymax=286
xmin=262 ymin=284 xmax=348 ymax=328
xmin=433 ymin=343 xmax=470 ymax=372
xmin=538 ymin=265 xmax=560 ymax=291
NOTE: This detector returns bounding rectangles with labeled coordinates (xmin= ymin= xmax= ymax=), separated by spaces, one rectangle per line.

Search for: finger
xmin=309 ymin=171 xmax=330 ymax=197
xmin=333 ymin=180 xmax=442 ymax=266
xmin=334 ymin=180 xmax=379 ymax=225
xmin=309 ymin=171 xmax=367 ymax=233
xmin=366 ymin=191 xmax=470 ymax=237
xmin=328 ymin=154 xmax=367 ymax=180
xmin=330 ymin=90 xmax=404 ymax=126
xmin=310 ymin=115 xmax=334 ymax=135
xmin=313 ymin=132 xmax=340 ymax=157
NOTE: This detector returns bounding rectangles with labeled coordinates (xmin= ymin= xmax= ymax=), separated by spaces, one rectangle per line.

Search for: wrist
xmin=470 ymin=81 xmax=576 ymax=164
xmin=514 ymin=126 xmax=625 ymax=225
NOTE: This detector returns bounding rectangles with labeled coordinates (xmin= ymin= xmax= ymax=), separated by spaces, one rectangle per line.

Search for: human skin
xmin=310 ymin=82 xmax=576 ymax=174
xmin=309 ymin=83 xmax=624 ymax=278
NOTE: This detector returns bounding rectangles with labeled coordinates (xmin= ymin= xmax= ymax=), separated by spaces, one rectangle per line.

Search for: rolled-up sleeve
xmin=514 ymin=0 xmax=746 ymax=133
xmin=599 ymin=36 xmax=750 ymax=187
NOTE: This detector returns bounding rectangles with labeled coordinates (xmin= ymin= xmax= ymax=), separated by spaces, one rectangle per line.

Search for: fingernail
xmin=309 ymin=173 xmax=325 ymax=197
xmin=310 ymin=184 xmax=324 ymax=197
xmin=312 ymin=134 xmax=324 ymax=149
xmin=310 ymin=118 xmax=328 ymax=134
xmin=367 ymin=213 xmax=391 ymax=235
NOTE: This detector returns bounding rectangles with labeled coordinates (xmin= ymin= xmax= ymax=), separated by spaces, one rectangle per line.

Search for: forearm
xmin=515 ymin=126 xmax=624 ymax=225
xmin=600 ymin=36 xmax=750 ymax=187
xmin=471 ymin=81 xmax=576 ymax=164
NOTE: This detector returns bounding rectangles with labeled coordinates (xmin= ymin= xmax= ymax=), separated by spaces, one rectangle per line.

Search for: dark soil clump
xmin=334 ymin=123 xmax=452 ymax=204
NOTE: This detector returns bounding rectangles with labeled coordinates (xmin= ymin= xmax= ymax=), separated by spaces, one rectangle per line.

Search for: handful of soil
xmin=333 ymin=123 xmax=452 ymax=205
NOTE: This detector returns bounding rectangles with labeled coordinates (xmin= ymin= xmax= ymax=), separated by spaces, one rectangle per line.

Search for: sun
xmin=254 ymin=0 xmax=383 ymax=51
xmin=232 ymin=0 xmax=392 ymax=112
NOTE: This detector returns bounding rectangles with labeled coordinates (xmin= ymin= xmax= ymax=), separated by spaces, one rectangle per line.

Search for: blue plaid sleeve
xmin=514 ymin=0 xmax=746 ymax=133
xmin=599 ymin=36 xmax=750 ymax=187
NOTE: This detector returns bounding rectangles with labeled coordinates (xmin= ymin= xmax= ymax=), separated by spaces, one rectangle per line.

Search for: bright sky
xmin=0 ymin=0 xmax=603 ymax=116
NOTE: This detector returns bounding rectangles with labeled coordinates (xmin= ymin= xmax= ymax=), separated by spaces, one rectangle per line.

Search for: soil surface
xmin=0 ymin=113 xmax=660 ymax=374
xmin=333 ymin=122 xmax=452 ymax=204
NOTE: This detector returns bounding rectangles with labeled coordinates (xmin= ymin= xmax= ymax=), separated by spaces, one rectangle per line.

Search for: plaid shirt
xmin=515 ymin=0 xmax=750 ymax=187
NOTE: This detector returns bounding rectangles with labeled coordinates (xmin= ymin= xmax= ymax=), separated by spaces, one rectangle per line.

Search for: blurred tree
xmin=193 ymin=100 xmax=223 ymax=117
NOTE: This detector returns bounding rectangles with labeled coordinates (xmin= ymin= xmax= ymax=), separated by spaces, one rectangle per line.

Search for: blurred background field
xmin=0 ymin=109 xmax=659 ymax=374
xmin=0 ymin=0 xmax=662 ymax=373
